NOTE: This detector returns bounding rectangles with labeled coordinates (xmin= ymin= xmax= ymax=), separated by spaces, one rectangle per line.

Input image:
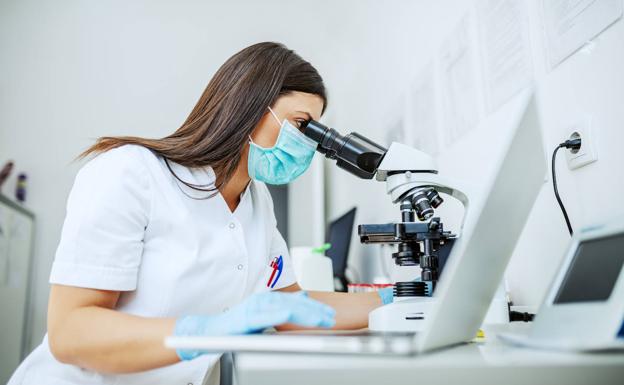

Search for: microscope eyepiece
xmin=302 ymin=120 xmax=387 ymax=179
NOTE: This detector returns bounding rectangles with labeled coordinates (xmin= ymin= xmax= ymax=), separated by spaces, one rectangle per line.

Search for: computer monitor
xmin=499 ymin=221 xmax=624 ymax=350
xmin=325 ymin=207 xmax=357 ymax=290
xmin=533 ymin=221 xmax=624 ymax=344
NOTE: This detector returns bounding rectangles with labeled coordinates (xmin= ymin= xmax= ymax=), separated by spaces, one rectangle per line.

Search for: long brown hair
xmin=80 ymin=42 xmax=327 ymax=194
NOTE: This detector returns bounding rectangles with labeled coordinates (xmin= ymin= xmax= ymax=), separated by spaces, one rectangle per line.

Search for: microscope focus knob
xmin=392 ymin=242 xmax=420 ymax=266
xmin=420 ymin=254 xmax=439 ymax=282
xmin=421 ymin=269 xmax=438 ymax=282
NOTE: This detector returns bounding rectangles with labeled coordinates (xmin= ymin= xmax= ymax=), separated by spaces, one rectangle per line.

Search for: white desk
xmin=232 ymin=324 xmax=624 ymax=385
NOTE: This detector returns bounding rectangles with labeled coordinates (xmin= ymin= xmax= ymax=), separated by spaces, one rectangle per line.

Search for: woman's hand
xmin=174 ymin=291 xmax=336 ymax=360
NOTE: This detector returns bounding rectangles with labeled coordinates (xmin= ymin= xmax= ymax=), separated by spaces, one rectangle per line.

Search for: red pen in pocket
xmin=266 ymin=255 xmax=283 ymax=288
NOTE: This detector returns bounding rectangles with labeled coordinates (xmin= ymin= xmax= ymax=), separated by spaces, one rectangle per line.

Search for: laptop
xmin=326 ymin=207 xmax=357 ymax=292
xmin=166 ymin=89 xmax=546 ymax=355
xmin=499 ymin=220 xmax=624 ymax=352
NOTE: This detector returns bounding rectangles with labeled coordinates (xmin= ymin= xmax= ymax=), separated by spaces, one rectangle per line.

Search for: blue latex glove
xmin=174 ymin=291 xmax=336 ymax=360
xmin=377 ymin=278 xmax=435 ymax=305
xmin=378 ymin=286 xmax=394 ymax=305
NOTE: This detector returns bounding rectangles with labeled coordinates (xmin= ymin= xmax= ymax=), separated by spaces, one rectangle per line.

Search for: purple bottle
xmin=16 ymin=173 xmax=27 ymax=203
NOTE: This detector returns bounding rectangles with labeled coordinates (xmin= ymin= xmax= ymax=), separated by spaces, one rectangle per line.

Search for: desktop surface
xmin=233 ymin=323 xmax=624 ymax=385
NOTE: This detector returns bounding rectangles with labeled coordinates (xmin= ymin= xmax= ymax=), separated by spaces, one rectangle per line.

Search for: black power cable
xmin=509 ymin=310 xmax=535 ymax=322
xmin=504 ymin=138 xmax=582 ymax=324
xmin=551 ymin=138 xmax=582 ymax=236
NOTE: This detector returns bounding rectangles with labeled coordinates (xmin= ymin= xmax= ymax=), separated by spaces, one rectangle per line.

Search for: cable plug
xmin=560 ymin=138 xmax=581 ymax=151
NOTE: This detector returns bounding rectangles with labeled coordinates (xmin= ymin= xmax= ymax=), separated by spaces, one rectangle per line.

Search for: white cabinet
xmin=0 ymin=195 xmax=35 ymax=384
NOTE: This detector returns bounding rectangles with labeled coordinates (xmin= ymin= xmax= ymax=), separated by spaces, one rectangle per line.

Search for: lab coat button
xmin=237 ymin=264 xmax=244 ymax=270
xmin=229 ymin=222 xmax=236 ymax=229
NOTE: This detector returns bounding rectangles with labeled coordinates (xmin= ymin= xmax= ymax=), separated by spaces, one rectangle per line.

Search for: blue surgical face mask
xmin=247 ymin=107 xmax=317 ymax=185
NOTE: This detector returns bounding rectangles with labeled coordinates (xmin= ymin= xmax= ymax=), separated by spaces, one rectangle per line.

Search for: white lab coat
xmin=8 ymin=145 xmax=296 ymax=385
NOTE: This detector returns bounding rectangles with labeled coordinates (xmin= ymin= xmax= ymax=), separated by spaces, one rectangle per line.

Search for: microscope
xmin=302 ymin=120 xmax=470 ymax=332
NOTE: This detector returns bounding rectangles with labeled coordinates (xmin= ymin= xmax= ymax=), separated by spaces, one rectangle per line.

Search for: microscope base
xmin=368 ymin=297 xmax=436 ymax=332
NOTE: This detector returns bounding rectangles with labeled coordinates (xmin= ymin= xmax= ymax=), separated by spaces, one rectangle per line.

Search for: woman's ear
xmin=250 ymin=109 xmax=281 ymax=148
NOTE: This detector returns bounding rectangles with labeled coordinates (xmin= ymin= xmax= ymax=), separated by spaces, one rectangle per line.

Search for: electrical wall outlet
xmin=565 ymin=116 xmax=598 ymax=170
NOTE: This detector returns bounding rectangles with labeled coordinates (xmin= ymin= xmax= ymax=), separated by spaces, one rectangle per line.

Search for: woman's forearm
xmin=275 ymin=289 xmax=382 ymax=331
xmin=309 ymin=291 xmax=381 ymax=329
xmin=49 ymin=306 xmax=178 ymax=373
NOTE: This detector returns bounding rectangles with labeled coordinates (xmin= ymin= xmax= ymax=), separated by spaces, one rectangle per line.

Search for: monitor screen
xmin=553 ymin=232 xmax=624 ymax=304
xmin=326 ymin=208 xmax=357 ymax=277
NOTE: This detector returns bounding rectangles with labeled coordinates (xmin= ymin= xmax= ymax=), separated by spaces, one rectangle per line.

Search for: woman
xmin=9 ymin=42 xmax=393 ymax=385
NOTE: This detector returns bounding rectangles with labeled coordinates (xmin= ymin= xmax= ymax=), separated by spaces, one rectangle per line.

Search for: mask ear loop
xmin=267 ymin=106 xmax=283 ymax=127
xmin=249 ymin=107 xmax=283 ymax=146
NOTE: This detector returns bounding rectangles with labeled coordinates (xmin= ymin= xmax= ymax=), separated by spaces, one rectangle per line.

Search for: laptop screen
xmin=553 ymin=232 xmax=624 ymax=304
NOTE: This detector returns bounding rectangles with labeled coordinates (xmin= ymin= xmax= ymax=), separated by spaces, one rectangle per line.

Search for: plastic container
xmin=290 ymin=245 xmax=334 ymax=292
xmin=347 ymin=283 xmax=393 ymax=293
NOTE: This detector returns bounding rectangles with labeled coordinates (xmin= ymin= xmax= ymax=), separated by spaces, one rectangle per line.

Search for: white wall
xmin=1 ymin=0 xmax=623 ymax=354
